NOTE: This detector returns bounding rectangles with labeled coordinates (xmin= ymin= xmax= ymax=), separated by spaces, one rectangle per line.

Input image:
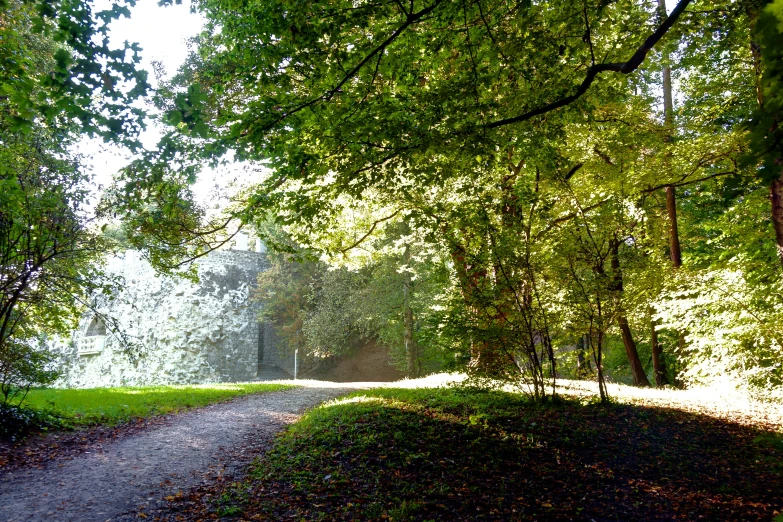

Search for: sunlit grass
xmin=22 ymin=382 xmax=294 ymax=427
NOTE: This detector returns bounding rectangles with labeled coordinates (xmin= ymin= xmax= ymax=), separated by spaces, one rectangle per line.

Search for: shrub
xmin=0 ymin=402 xmax=63 ymax=442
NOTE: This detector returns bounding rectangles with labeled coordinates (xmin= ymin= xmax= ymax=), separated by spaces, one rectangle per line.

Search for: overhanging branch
xmin=485 ymin=0 xmax=693 ymax=129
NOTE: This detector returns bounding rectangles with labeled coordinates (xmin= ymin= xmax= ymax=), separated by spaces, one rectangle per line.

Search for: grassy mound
xmin=194 ymin=387 xmax=782 ymax=521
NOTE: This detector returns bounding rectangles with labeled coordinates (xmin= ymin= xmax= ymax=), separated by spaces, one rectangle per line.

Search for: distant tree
xmin=254 ymin=220 xmax=450 ymax=377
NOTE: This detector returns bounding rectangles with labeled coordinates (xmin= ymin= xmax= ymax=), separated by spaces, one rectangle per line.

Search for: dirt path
xmin=0 ymin=385 xmax=361 ymax=522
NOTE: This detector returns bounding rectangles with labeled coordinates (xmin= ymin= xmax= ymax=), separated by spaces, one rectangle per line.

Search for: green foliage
xmin=0 ymin=0 xmax=156 ymax=402
xmin=12 ymin=0 xmax=780 ymax=399
xmin=1 ymin=0 xmax=149 ymax=145
xmin=0 ymin=340 xmax=59 ymax=404
xmin=744 ymin=0 xmax=783 ymax=181
xmin=656 ymin=266 xmax=783 ymax=393
xmin=255 ymin=224 xmax=452 ymax=376
xmin=0 ymin=91 xmax=113 ymax=405
xmin=0 ymin=402 xmax=63 ymax=442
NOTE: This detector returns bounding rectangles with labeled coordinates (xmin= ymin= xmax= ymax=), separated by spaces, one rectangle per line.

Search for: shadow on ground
xmin=179 ymin=389 xmax=783 ymax=521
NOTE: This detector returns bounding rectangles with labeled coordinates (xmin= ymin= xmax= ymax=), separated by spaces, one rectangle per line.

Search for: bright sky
xmin=84 ymin=0 xmax=258 ymax=214
xmin=84 ymin=0 xmax=202 ymax=178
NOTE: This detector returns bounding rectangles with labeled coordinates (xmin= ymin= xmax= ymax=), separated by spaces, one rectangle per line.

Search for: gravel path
xmin=0 ymin=385 xmax=358 ymax=522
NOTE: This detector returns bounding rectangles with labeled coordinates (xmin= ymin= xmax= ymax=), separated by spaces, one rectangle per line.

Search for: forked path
xmin=0 ymin=384 xmax=363 ymax=522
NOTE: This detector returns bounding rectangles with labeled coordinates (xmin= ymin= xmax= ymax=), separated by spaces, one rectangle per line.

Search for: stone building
xmin=53 ymin=241 xmax=293 ymax=388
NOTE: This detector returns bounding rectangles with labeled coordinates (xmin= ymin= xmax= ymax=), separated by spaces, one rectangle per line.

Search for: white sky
xmin=83 ymin=0 xmax=261 ymax=213
xmin=84 ymin=0 xmax=201 ymax=178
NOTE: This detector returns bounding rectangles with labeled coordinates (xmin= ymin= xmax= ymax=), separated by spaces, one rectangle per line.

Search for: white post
xmin=294 ymin=349 xmax=298 ymax=380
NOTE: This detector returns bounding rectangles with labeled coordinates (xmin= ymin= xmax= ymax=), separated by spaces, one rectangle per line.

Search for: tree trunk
xmin=771 ymin=175 xmax=783 ymax=270
xmin=402 ymin=241 xmax=419 ymax=378
xmin=589 ymin=327 xmax=609 ymax=402
xmin=610 ymin=238 xmax=651 ymax=387
xmin=618 ymin=314 xmax=651 ymax=387
xmin=660 ymin=0 xmax=682 ymax=269
xmin=576 ymin=334 xmax=592 ymax=378
xmin=658 ymin=0 xmax=685 ymax=386
xmin=666 ymin=186 xmax=682 ymax=268
xmin=650 ymin=314 xmax=667 ymax=386
xmin=402 ymin=296 xmax=418 ymax=378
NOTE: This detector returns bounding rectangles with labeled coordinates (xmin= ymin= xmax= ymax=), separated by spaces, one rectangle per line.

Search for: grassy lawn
xmin=183 ymin=387 xmax=783 ymax=521
xmin=20 ymin=382 xmax=294 ymax=428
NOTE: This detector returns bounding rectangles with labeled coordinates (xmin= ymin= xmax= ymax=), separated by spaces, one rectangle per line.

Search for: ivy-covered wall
xmin=52 ymin=248 xmax=293 ymax=387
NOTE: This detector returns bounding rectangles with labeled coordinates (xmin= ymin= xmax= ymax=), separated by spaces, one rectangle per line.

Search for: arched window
xmin=86 ymin=316 xmax=107 ymax=336
xmin=79 ymin=316 xmax=107 ymax=355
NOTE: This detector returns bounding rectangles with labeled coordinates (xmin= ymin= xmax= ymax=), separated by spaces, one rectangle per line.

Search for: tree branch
xmin=485 ymin=0 xmax=693 ymax=129
xmin=340 ymin=209 xmax=402 ymax=253
xmin=260 ymin=0 xmax=445 ymax=133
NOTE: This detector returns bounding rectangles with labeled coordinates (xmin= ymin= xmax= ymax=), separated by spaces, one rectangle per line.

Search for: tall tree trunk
xmin=750 ymin=23 xmax=783 ymax=271
xmin=611 ymin=239 xmax=651 ymax=387
xmin=451 ymin=246 xmax=501 ymax=374
xmin=666 ymin=186 xmax=682 ymax=268
xmin=658 ymin=0 xmax=685 ymax=386
xmin=660 ymin=2 xmax=682 ymax=269
xmin=772 ymin=177 xmax=783 ymax=269
xmin=618 ymin=315 xmax=651 ymax=387
xmin=650 ymin=311 xmax=667 ymax=386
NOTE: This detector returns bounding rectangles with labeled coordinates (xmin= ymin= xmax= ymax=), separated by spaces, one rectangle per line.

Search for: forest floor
xmin=1 ymin=376 xmax=781 ymax=521
xmin=151 ymin=376 xmax=783 ymax=521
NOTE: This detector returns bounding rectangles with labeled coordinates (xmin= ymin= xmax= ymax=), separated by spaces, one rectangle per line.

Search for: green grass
xmin=21 ymin=382 xmax=294 ymax=427
xmin=185 ymin=387 xmax=783 ymax=521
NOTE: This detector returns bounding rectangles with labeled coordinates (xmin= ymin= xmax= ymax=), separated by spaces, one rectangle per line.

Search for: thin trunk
xmin=666 ymin=186 xmax=682 ymax=268
xmin=402 ymin=301 xmax=417 ymax=378
xmin=659 ymin=0 xmax=685 ymax=386
xmin=771 ymin=173 xmax=783 ymax=270
xmin=611 ymin=239 xmax=651 ymax=387
xmin=660 ymin=0 xmax=681 ymax=269
xmin=650 ymin=312 xmax=667 ymax=386
xmin=750 ymin=20 xmax=783 ymax=270
xmin=402 ymin=233 xmax=419 ymax=378
xmin=402 ymin=279 xmax=418 ymax=378
xmin=590 ymin=327 xmax=608 ymax=402
xmin=576 ymin=334 xmax=592 ymax=378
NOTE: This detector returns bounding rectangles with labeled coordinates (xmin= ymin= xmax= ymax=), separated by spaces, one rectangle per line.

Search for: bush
xmin=0 ymin=403 xmax=63 ymax=442
xmin=0 ymin=340 xmax=60 ymax=405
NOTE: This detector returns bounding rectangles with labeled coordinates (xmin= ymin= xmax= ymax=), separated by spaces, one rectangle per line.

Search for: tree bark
xmin=666 ymin=186 xmax=682 ymax=268
xmin=771 ymin=174 xmax=783 ymax=270
xmin=650 ymin=314 xmax=667 ymax=386
xmin=576 ymin=334 xmax=592 ymax=378
xmin=618 ymin=315 xmax=651 ymax=387
xmin=610 ymin=238 xmax=651 ymax=387
xmin=658 ymin=0 xmax=685 ymax=386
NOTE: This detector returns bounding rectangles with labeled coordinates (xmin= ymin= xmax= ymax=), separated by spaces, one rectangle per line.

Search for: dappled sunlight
xmin=554 ymin=378 xmax=783 ymax=431
xmin=323 ymin=395 xmax=389 ymax=407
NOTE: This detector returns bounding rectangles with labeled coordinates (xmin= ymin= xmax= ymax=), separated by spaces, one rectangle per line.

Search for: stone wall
xmin=52 ymin=247 xmax=287 ymax=388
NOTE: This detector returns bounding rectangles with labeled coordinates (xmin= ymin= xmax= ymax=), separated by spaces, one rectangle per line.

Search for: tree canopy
xmin=4 ymin=0 xmax=783 ymax=399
